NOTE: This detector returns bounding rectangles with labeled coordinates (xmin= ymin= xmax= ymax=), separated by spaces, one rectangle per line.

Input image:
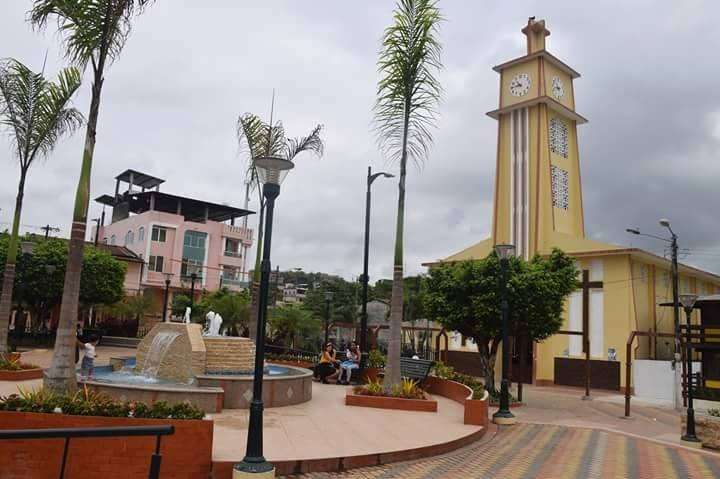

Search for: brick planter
xmin=424 ymin=376 xmax=489 ymax=427
xmin=0 ymin=411 xmax=213 ymax=479
xmin=345 ymin=392 xmax=438 ymax=412
xmin=682 ymin=414 xmax=720 ymax=450
xmin=0 ymin=367 xmax=44 ymax=381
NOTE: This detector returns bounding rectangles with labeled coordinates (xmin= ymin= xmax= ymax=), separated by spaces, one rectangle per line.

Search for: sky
xmin=1 ymin=1 xmax=720 ymax=282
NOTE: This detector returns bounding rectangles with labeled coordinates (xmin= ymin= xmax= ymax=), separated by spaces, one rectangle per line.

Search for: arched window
xmin=138 ymin=226 xmax=145 ymax=242
xmin=125 ymin=230 xmax=134 ymax=245
xmin=110 ymin=235 xmax=116 ymax=245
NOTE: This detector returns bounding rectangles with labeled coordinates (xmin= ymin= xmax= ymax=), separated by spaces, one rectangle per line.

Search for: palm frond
xmin=0 ymin=58 xmax=83 ymax=171
xmin=30 ymin=0 xmax=154 ymax=71
xmin=285 ymin=124 xmax=324 ymax=161
xmin=373 ymin=0 xmax=443 ymax=165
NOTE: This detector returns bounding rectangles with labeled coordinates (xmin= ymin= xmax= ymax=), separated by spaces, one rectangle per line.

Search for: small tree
xmin=268 ymin=304 xmax=321 ymax=350
xmin=171 ymin=294 xmax=191 ymax=318
xmin=194 ymin=289 xmax=250 ymax=336
xmin=423 ymin=249 xmax=578 ymax=392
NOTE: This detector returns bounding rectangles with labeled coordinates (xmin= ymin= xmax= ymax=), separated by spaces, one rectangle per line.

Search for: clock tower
xmin=489 ymin=18 xmax=588 ymax=259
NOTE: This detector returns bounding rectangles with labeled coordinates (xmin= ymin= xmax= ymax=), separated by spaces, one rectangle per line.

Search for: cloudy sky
xmin=2 ymin=1 xmax=720 ymax=281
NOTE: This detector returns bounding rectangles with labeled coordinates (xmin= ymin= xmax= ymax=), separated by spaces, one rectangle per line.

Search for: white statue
xmin=183 ymin=307 xmax=192 ymax=323
xmin=204 ymin=310 xmax=222 ymax=336
xmin=206 ymin=311 xmax=223 ymax=336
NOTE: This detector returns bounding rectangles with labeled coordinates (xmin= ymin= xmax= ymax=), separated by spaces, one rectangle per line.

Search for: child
xmin=77 ymin=336 xmax=99 ymax=379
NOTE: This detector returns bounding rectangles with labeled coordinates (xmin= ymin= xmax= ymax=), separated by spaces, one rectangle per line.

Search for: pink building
xmin=96 ymin=170 xmax=254 ymax=321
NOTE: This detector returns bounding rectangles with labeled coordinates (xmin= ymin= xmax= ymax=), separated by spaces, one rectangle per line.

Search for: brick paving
xmin=282 ymin=423 xmax=720 ymax=478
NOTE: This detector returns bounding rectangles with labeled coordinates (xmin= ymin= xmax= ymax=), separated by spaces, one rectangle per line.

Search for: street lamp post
xmin=324 ymin=291 xmax=333 ymax=346
xmin=359 ymin=166 xmax=394 ymax=372
xmin=679 ymin=293 xmax=700 ymax=444
xmin=493 ymin=243 xmax=516 ymax=426
xmin=162 ymin=273 xmax=173 ymax=323
xmin=627 ymin=219 xmax=681 ymax=408
xmin=235 ymin=155 xmax=294 ymax=478
xmin=189 ymin=272 xmax=198 ymax=308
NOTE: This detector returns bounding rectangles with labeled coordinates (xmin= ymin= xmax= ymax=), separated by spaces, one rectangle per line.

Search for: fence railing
xmin=0 ymin=425 xmax=174 ymax=479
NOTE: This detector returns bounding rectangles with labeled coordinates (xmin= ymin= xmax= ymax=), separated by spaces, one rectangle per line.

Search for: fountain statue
xmin=183 ymin=307 xmax=191 ymax=323
xmin=204 ymin=311 xmax=223 ymax=336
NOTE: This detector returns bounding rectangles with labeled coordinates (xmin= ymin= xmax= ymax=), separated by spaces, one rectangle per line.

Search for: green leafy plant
xmin=389 ymin=378 xmax=424 ymax=399
xmin=353 ymin=378 xmax=384 ymax=397
xmin=367 ymin=349 xmax=386 ymax=368
xmin=0 ymin=386 xmax=204 ymax=420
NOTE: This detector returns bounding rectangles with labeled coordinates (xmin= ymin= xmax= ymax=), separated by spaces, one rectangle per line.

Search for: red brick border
xmin=0 ymin=368 xmax=44 ymax=381
xmin=345 ymin=392 xmax=438 ymax=412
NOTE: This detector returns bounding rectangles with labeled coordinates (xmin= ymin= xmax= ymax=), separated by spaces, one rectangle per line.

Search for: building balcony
xmin=222 ymin=277 xmax=249 ymax=290
xmin=223 ymin=224 xmax=253 ymax=245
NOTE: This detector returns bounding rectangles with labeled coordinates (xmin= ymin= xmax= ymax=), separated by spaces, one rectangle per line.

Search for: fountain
xmin=81 ymin=322 xmax=313 ymax=413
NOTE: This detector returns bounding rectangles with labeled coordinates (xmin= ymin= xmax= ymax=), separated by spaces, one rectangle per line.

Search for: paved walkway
xmin=284 ymin=423 xmax=720 ymax=478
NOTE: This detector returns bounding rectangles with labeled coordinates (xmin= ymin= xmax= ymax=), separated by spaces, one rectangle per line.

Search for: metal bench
xmin=400 ymin=357 xmax=434 ymax=384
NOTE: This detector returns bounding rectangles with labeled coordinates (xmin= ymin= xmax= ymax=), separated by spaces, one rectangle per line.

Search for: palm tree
xmin=31 ymin=0 xmax=155 ymax=393
xmin=0 ymin=58 xmax=83 ymax=355
xmin=236 ymin=112 xmax=323 ymax=342
xmin=374 ymin=0 xmax=442 ymax=387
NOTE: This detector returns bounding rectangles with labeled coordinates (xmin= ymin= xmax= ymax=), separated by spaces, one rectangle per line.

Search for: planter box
xmin=345 ymin=392 xmax=438 ymax=412
xmin=0 ymin=411 xmax=213 ymax=479
xmin=682 ymin=414 xmax=720 ymax=450
xmin=425 ymin=376 xmax=489 ymax=427
xmin=2 ymin=352 xmax=21 ymax=362
xmin=0 ymin=367 xmax=44 ymax=381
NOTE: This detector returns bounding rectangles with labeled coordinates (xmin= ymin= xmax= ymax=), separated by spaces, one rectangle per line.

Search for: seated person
xmin=316 ymin=343 xmax=340 ymax=384
xmin=338 ymin=342 xmax=361 ymax=385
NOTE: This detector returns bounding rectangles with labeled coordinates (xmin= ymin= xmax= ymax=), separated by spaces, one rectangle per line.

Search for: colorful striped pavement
xmin=283 ymin=424 xmax=720 ymax=478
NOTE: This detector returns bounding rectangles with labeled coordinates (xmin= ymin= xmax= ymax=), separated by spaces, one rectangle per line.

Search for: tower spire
xmin=521 ymin=17 xmax=550 ymax=54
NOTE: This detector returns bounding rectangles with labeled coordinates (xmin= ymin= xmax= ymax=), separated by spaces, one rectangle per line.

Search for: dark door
xmin=510 ymin=334 xmax=533 ymax=384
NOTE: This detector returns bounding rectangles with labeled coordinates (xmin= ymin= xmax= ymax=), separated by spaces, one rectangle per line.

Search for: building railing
xmin=223 ymin=224 xmax=253 ymax=242
xmin=223 ymin=250 xmax=242 ymax=258
xmin=0 ymin=425 xmax=174 ymax=479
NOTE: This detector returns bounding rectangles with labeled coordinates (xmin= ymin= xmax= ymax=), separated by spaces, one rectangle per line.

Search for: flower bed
xmin=347 ymin=378 xmax=438 ymax=412
xmin=424 ymin=375 xmax=489 ymax=427
xmin=0 ymin=387 xmax=212 ymax=478
xmin=0 ymin=357 xmax=43 ymax=380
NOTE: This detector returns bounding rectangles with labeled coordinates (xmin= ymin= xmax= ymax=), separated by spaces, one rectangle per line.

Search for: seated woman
xmin=316 ymin=343 xmax=340 ymax=384
xmin=338 ymin=342 xmax=361 ymax=385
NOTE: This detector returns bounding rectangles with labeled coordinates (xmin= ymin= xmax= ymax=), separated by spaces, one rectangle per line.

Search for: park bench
xmin=400 ymin=357 xmax=434 ymax=385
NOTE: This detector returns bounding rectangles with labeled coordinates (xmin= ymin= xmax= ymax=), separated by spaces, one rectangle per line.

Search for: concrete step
xmin=100 ymin=336 xmax=141 ymax=348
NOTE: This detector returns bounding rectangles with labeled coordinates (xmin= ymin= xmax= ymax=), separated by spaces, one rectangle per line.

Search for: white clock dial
xmin=509 ymin=73 xmax=531 ymax=97
xmin=551 ymin=76 xmax=564 ymax=100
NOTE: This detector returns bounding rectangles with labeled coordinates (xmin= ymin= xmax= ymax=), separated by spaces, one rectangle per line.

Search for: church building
xmin=430 ymin=18 xmax=720 ymax=393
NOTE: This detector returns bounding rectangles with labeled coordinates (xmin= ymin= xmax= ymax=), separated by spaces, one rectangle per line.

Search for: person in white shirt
xmin=77 ymin=336 xmax=99 ymax=379
xmin=338 ymin=342 xmax=361 ymax=385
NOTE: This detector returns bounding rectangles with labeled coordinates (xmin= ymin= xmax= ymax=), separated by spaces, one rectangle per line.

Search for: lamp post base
xmin=492 ymin=410 xmax=516 ymax=425
xmin=234 ymin=462 xmax=275 ymax=478
xmin=681 ymin=434 xmax=702 ymax=446
xmin=581 ymin=395 xmax=593 ymax=401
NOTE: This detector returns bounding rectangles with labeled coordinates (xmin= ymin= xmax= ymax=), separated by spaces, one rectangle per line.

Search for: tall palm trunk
xmin=248 ymin=203 xmax=265 ymax=342
xmin=0 ymin=170 xmax=28 ymax=355
xmin=44 ymin=71 xmax=104 ymax=393
xmin=384 ymin=107 xmax=411 ymax=388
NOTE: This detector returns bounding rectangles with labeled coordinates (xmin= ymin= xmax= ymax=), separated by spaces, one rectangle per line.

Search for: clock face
xmin=551 ymin=76 xmax=564 ymax=100
xmin=509 ymin=73 xmax=531 ymax=97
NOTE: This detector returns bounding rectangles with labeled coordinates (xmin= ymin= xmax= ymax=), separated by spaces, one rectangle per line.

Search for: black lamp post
xmin=679 ymin=293 xmax=700 ymax=444
xmin=189 ymin=272 xmax=198 ymax=308
xmin=324 ymin=291 xmax=333 ymax=346
xmin=359 ymin=167 xmax=394 ymax=371
xmin=493 ymin=243 xmax=516 ymax=426
xmin=162 ymin=273 xmax=173 ymax=323
xmin=235 ymin=155 xmax=294 ymax=478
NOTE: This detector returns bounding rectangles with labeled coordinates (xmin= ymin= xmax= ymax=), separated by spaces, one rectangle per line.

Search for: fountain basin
xmin=197 ymin=364 xmax=313 ymax=409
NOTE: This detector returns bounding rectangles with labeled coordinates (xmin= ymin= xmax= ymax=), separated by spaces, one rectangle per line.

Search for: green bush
xmin=0 ymin=387 xmax=205 ymax=420
xmin=367 ymin=349 xmax=386 ymax=368
xmin=432 ymin=361 xmax=516 ymax=402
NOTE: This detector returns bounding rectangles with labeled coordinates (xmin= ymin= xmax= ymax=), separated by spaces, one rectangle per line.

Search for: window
xmin=110 ymin=235 xmax=116 ymax=245
xmin=181 ymin=231 xmax=207 ymax=279
xmin=148 ymin=255 xmax=164 ymax=272
xmin=151 ymin=226 xmax=167 ymax=242
xmin=551 ymin=165 xmax=569 ymax=210
xmin=550 ymin=117 xmax=569 ymax=158
xmin=138 ymin=226 xmax=145 ymax=242
xmin=125 ymin=230 xmax=134 ymax=245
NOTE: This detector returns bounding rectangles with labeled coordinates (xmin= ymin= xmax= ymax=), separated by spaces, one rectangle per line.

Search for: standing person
xmin=77 ymin=336 xmax=99 ymax=379
xmin=316 ymin=343 xmax=340 ymax=384
xmin=339 ymin=342 xmax=361 ymax=385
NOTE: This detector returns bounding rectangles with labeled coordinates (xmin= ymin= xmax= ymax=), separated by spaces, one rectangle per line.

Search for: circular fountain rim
xmin=78 ymin=377 xmax=224 ymax=394
xmin=195 ymin=363 xmax=313 ymax=382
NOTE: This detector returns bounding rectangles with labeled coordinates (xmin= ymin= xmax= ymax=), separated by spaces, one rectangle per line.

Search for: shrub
xmin=353 ymin=378 xmax=384 ymax=396
xmin=367 ymin=349 xmax=386 ymax=368
xmin=0 ymin=386 xmax=204 ymax=420
xmin=354 ymin=378 xmax=425 ymax=400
